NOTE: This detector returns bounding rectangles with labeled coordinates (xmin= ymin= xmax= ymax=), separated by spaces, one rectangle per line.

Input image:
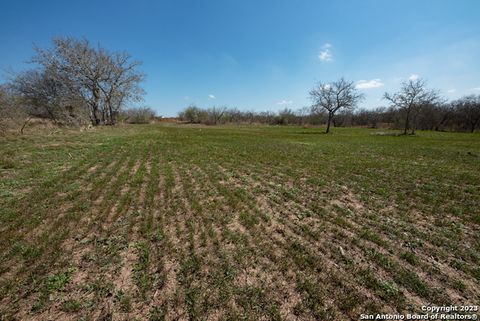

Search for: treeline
xmin=2 ymin=37 xmax=480 ymax=135
xmin=0 ymin=37 xmax=146 ymax=134
xmin=179 ymin=96 xmax=480 ymax=133
xmin=178 ymin=78 xmax=480 ymax=134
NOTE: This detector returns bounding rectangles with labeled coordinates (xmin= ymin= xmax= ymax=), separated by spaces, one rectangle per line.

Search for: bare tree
xmin=99 ymin=51 xmax=145 ymax=125
xmin=0 ymin=86 xmax=11 ymax=134
xmin=33 ymin=38 xmax=105 ymax=125
xmin=174 ymin=99 xmax=480 ymax=131
xmin=9 ymin=67 xmax=88 ymax=125
xmin=454 ymin=95 xmax=480 ymax=132
xmin=208 ymin=106 xmax=227 ymax=125
xmin=413 ymin=102 xmax=453 ymax=131
xmin=0 ymin=85 xmax=33 ymax=135
xmin=31 ymin=37 xmax=144 ymax=126
xmin=310 ymin=78 xmax=364 ymax=133
xmin=121 ymin=106 xmax=156 ymax=124
xmin=277 ymin=108 xmax=297 ymax=125
xmin=384 ymin=79 xmax=439 ymax=135
xmin=178 ymin=105 xmax=207 ymax=123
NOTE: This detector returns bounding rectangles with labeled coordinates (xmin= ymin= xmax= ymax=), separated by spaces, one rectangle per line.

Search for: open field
xmin=0 ymin=125 xmax=479 ymax=320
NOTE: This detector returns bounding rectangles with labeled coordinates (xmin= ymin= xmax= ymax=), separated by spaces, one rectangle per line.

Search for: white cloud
xmin=446 ymin=89 xmax=456 ymax=93
xmin=409 ymin=74 xmax=419 ymax=81
xmin=470 ymin=87 xmax=480 ymax=91
xmin=277 ymin=100 xmax=293 ymax=105
xmin=318 ymin=50 xmax=332 ymax=62
xmin=208 ymin=94 xmax=216 ymax=99
xmin=318 ymin=43 xmax=333 ymax=62
xmin=355 ymin=79 xmax=384 ymax=89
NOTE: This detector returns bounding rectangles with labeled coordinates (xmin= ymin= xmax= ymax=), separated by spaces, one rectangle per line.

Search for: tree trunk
xmin=20 ymin=116 xmax=32 ymax=135
xmin=403 ymin=109 xmax=411 ymax=135
xmin=326 ymin=113 xmax=332 ymax=133
xmin=92 ymin=86 xmax=101 ymax=126
xmin=108 ymin=103 xmax=114 ymax=125
xmin=93 ymin=108 xmax=100 ymax=125
xmin=435 ymin=113 xmax=449 ymax=131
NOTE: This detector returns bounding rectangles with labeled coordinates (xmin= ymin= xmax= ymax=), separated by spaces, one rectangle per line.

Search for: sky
xmin=1 ymin=0 xmax=479 ymax=117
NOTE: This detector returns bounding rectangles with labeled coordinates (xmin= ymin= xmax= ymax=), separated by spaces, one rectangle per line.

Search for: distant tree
xmin=296 ymin=106 xmax=312 ymax=125
xmin=309 ymin=78 xmax=364 ymax=133
xmin=174 ymin=97 xmax=478 ymax=132
xmin=453 ymin=95 xmax=480 ymax=132
xmin=207 ymin=106 xmax=227 ymax=125
xmin=277 ymin=108 xmax=297 ymax=125
xmin=122 ymin=106 xmax=156 ymax=124
xmin=354 ymin=108 xmax=382 ymax=128
xmin=179 ymin=104 xmax=207 ymax=123
xmin=414 ymin=102 xmax=452 ymax=131
xmin=434 ymin=103 xmax=455 ymax=131
xmin=179 ymin=105 xmax=197 ymax=123
xmin=384 ymin=79 xmax=439 ymax=135
xmin=224 ymin=107 xmax=245 ymax=123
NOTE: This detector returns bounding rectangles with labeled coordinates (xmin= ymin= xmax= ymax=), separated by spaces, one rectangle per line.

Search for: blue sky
xmin=1 ymin=0 xmax=479 ymax=116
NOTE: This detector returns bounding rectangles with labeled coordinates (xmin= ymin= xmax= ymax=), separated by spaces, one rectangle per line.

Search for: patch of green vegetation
xmin=360 ymin=228 xmax=388 ymax=247
xmin=134 ymin=242 xmax=151 ymax=297
xmin=296 ymin=279 xmax=333 ymax=320
xmin=84 ymin=278 xmax=114 ymax=300
xmin=149 ymin=306 xmax=166 ymax=321
xmin=45 ymin=268 xmax=75 ymax=292
xmin=394 ymin=268 xmax=430 ymax=297
xmin=32 ymin=268 xmax=76 ymax=312
xmin=60 ymin=299 xmax=82 ymax=312
xmin=115 ymin=290 xmax=132 ymax=313
xmin=400 ymin=251 xmax=419 ymax=265
xmin=357 ymin=269 xmax=405 ymax=307
xmin=239 ymin=211 xmax=259 ymax=228
xmin=236 ymin=286 xmax=282 ymax=321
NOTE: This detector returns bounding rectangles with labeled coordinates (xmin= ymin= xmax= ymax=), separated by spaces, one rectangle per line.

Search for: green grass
xmin=0 ymin=124 xmax=479 ymax=320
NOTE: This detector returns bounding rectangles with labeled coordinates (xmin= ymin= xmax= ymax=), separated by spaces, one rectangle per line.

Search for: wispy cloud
xmin=184 ymin=96 xmax=190 ymax=100
xmin=277 ymin=100 xmax=293 ymax=105
xmin=208 ymin=94 xmax=216 ymax=99
xmin=318 ymin=43 xmax=333 ymax=62
xmin=446 ymin=89 xmax=456 ymax=94
xmin=409 ymin=74 xmax=419 ymax=81
xmin=470 ymin=87 xmax=480 ymax=91
xmin=222 ymin=53 xmax=239 ymax=66
xmin=356 ymin=79 xmax=384 ymax=89
xmin=318 ymin=51 xmax=332 ymax=61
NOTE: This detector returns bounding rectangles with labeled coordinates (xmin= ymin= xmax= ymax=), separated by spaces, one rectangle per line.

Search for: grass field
xmin=0 ymin=125 xmax=479 ymax=320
